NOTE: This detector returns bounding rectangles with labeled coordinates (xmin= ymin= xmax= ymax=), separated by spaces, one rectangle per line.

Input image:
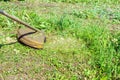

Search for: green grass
xmin=0 ymin=0 xmax=120 ymax=80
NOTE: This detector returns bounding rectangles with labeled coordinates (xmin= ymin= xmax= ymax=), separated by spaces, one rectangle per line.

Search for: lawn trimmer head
xmin=0 ymin=10 xmax=46 ymax=49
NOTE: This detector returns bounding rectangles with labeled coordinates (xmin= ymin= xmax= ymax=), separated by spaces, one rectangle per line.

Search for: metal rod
xmin=0 ymin=10 xmax=38 ymax=32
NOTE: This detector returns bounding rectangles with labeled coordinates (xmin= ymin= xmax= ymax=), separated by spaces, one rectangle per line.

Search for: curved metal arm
xmin=0 ymin=10 xmax=38 ymax=32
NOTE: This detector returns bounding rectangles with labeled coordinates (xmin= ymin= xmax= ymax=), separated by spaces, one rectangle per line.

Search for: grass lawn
xmin=0 ymin=0 xmax=120 ymax=80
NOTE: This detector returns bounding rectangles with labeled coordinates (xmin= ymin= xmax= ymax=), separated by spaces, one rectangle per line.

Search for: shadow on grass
xmin=0 ymin=41 xmax=17 ymax=48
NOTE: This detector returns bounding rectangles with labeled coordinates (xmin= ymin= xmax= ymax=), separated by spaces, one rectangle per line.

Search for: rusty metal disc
xmin=17 ymin=28 xmax=46 ymax=49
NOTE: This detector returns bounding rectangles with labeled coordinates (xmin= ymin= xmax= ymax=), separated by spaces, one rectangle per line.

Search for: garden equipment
xmin=0 ymin=10 xmax=46 ymax=49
